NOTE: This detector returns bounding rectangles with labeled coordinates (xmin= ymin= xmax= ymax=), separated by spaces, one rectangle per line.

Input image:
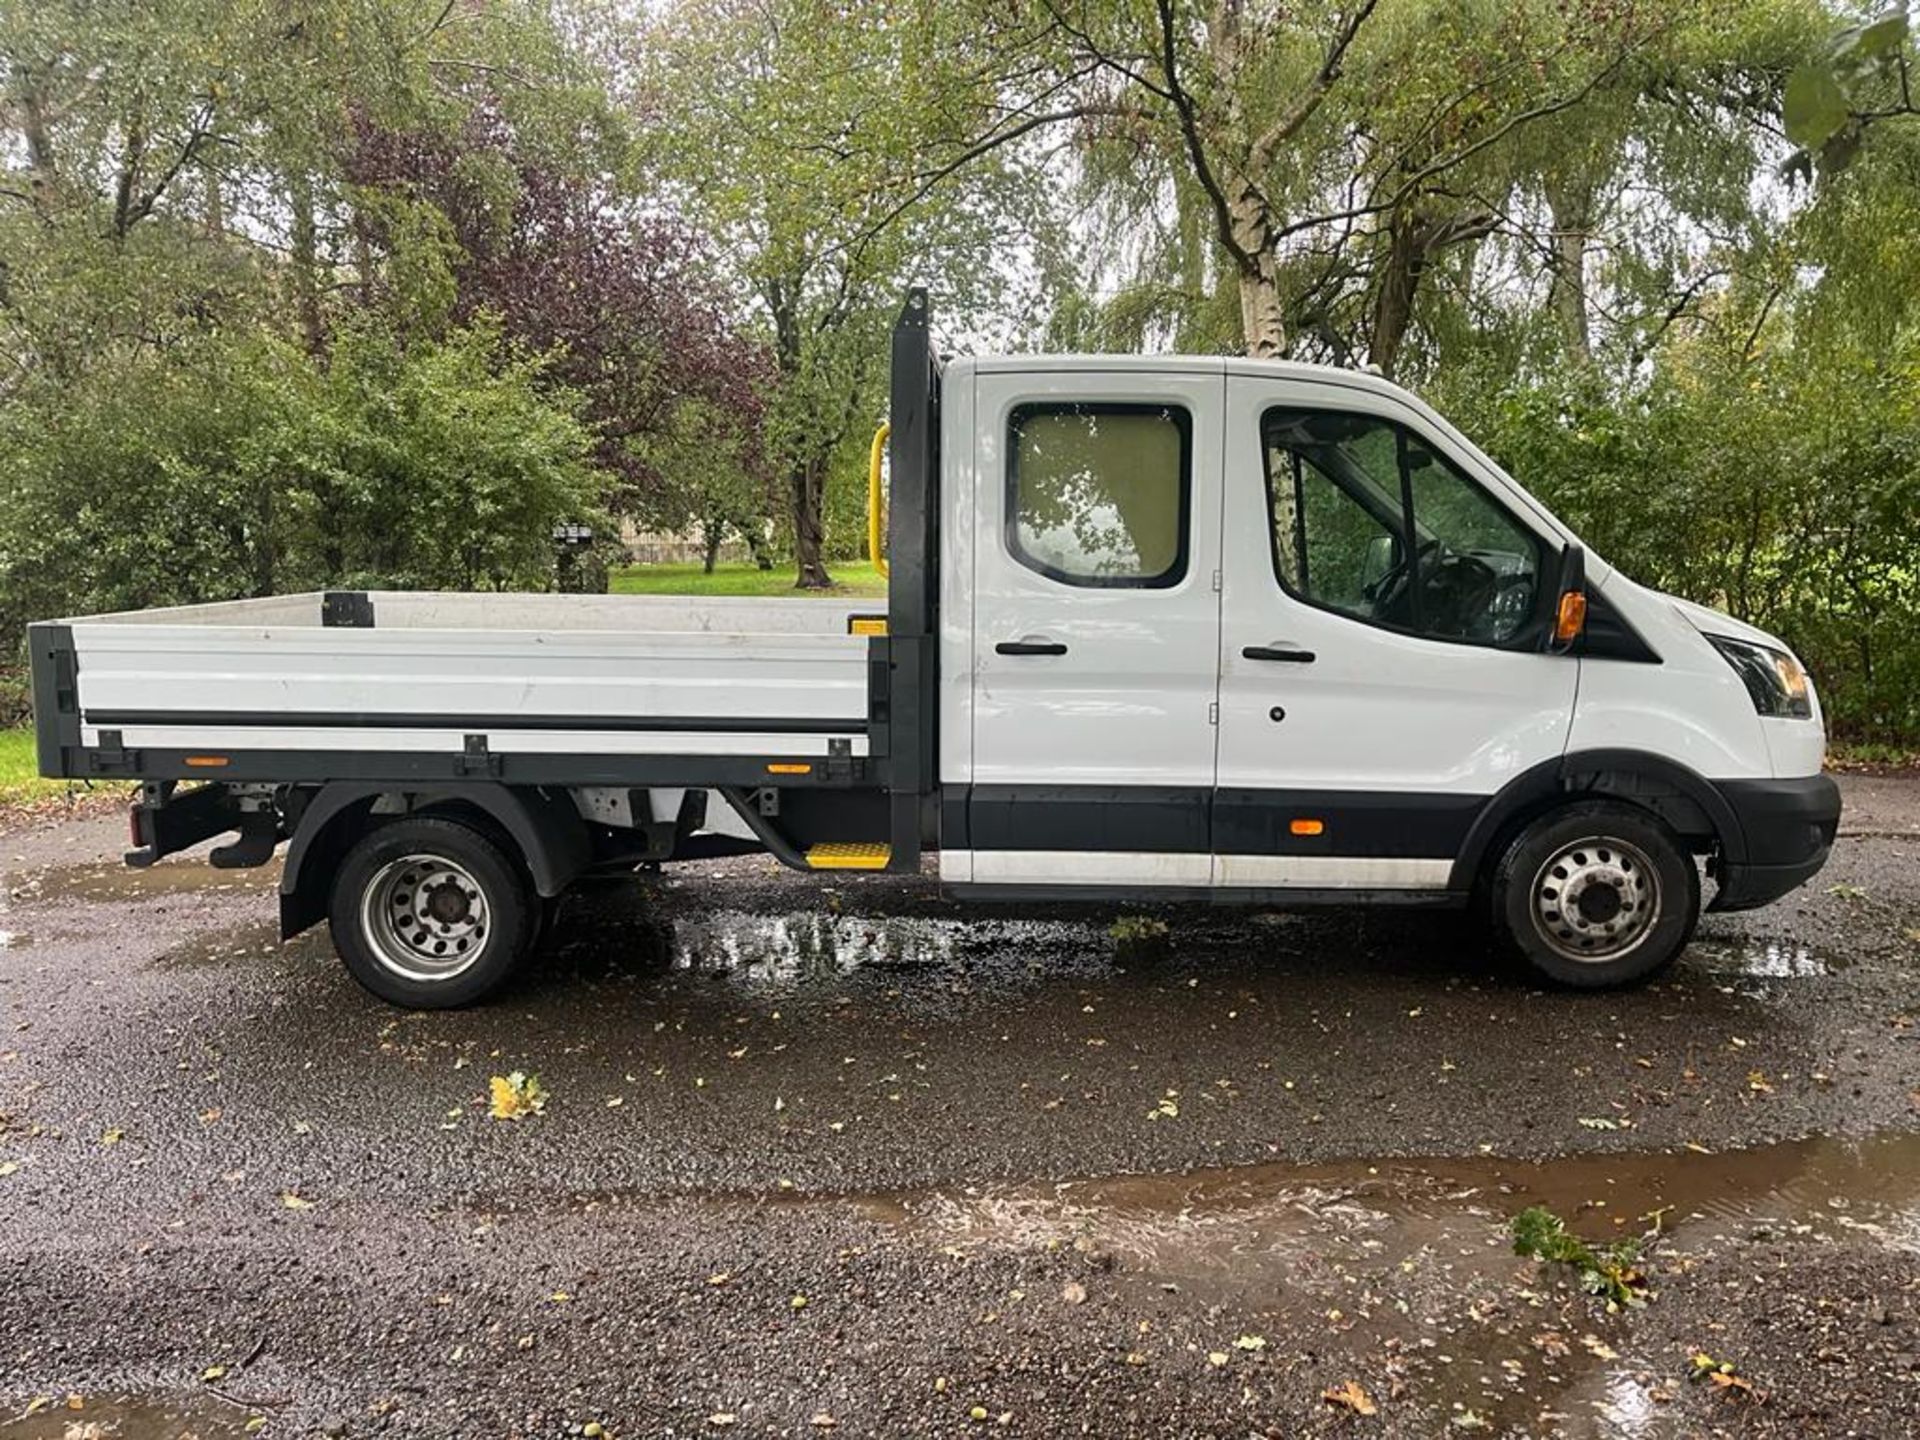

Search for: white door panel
xmin=1215 ymin=374 xmax=1577 ymax=875
xmin=971 ymin=366 xmax=1226 ymax=793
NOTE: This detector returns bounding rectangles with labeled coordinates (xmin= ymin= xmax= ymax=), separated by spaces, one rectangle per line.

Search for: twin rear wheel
xmin=1488 ymin=799 xmax=1700 ymax=988
xmin=329 ymin=816 xmax=537 ymax=1009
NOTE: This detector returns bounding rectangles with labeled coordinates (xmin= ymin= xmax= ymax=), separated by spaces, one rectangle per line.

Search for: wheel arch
xmin=1450 ymin=748 xmax=1746 ymax=893
xmin=279 ymin=782 xmax=590 ymax=939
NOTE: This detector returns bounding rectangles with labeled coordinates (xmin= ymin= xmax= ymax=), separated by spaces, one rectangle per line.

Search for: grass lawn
xmin=610 ymin=559 xmax=887 ymax=598
xmin=1 ymin=727 xmax=69 ymax=809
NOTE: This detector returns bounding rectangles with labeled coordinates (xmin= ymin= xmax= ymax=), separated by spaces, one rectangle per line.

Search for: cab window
xmin=1263 ymin=409 xmax=1542 ymax=644
xmin=1008 ymin=403 xmax=1191 ymax=588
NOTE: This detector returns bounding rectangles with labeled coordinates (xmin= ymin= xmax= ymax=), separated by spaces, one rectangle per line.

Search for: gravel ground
xmin=1 ymin=777 xmax=1917 ymax=1438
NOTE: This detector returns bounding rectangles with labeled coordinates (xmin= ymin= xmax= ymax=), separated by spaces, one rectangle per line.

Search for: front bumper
xmin=1709 ymin=774 xmax=1842 ymax=911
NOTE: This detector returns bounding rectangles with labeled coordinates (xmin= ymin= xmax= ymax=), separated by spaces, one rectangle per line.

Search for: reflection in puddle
xmin=668 ymin=911 xmax=960 ymax=981
xmin=4 ymin=1392 xmax=256 ymax=1439
xmin=555 ymin=907 xmax=1112 ymax=989
xmin=1689 ymin=937 xmax=1847 ymax=977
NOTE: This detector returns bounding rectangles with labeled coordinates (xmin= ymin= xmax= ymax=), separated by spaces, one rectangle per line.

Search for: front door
xmin=965 ymin=363 xmax=1226 ymax=888
xmin=1213 ymin=372 xmax=1579 ymax=892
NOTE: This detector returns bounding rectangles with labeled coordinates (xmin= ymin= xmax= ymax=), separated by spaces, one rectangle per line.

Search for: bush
xmin=0 ymin=318 xmax=605 ymax=649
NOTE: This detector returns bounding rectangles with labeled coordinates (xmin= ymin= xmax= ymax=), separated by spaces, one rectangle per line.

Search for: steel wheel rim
xmin=1530 ymin=835 xmax=1661 ymax=963
xmin=359 ymin=853 xmax=492 ymax=983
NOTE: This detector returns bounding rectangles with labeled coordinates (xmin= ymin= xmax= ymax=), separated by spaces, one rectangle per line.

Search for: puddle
xmin=870 ymin=1132 xmax=1920 ymax=1279
xmin=1688 ymin=937 xmax=1850 ymax=978
xmin=860 ymin=1132 xmax=1920 ymax=1435
xmin=552 ymin=906 xmax=1111 ymax=988
xmin=8 ymin=859 xmax=277 ymax=906
xmin=2 ymin=1392 xmax=257 ymax=1438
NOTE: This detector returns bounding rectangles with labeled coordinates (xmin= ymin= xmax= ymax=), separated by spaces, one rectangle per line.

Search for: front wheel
xmin=329 ymin=816 xmax=535 ymax=1008
xmin=1488 ymin=800 xmax=1699 ymax=988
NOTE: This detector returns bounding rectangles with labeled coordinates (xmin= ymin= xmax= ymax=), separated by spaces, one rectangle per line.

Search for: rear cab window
xmin=1007 ymin=403 xmax=1192 ymax=588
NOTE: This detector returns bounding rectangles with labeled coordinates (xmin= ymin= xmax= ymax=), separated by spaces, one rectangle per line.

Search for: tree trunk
xmin=1545 ymin=177 xmax=1593 ymax=366
xmin=1369 ymin=209 xmax=1426 ymax=380
xmin=1226 ymin=181 xmax=1286 ymax=358
xmin=702 ymin=519 xmax=723 ymax=573
xmin=111 ymin=103 xmax=147 ymax=239
xmin=288 ymin=173 xmax=326 ymax=355
xmin=11 ymin=64 xmax=54 ymax=178
xmin=789 ymin=461 xmax=831 ymax=589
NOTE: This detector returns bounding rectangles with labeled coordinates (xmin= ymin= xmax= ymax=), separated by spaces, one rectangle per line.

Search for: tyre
xmin=1488 ymin=800 xmax=1699 ymax=989
xmin=328 ymin=816 xmax=535 ymax=1008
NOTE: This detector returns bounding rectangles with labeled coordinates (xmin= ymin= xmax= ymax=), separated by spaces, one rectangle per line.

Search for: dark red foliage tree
xmin=343 ymin=110 xmax=774 ymax=543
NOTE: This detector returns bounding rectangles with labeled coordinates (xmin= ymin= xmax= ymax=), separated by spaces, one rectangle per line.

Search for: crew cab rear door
xmin=1213 ymin=370 xmax=1578 ymax=892
xmin=960 ymin=361 xmax=1226 ymax=888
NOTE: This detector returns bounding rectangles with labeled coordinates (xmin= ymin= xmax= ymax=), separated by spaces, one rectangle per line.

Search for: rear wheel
xmin=329 ymin=816 xmax=534 ymax=1008
xmin=1489 ymin=800 xmax=1698 ymax=988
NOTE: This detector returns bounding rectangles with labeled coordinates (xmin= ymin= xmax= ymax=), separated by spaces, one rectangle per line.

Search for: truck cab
xmin=30 ymin=290 xmax=1840 ymax=1005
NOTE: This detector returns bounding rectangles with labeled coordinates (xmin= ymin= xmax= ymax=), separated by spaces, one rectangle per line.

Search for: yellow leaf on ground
xmin=280 ymin=1191 xmax=313 ymax=1210
xmin=489 ymin=1071 xmax=549 ymax=1120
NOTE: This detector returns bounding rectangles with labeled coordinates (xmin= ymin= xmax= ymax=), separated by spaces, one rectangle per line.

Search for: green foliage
xmin=1511 ymin=1205 xmax=1650 ymax=1310
xmin=0 ymin=319 xmax=599 ymax=639
xmin=1782 ymin=6 xmax=1913 ymax=177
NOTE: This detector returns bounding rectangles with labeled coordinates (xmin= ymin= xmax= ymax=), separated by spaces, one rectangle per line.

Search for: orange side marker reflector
xmin=848 ymin=616 xmax=888 ymax=636
xmin=766 ymin=762 xmax=812 ymax=775
xmin=1554 ymin=590 xmax=1588 ymax=645
xmin=184 ymin=755 xmax=230 ymax=768
xmin=1290 ymin=818 xmax=1324 ymax=836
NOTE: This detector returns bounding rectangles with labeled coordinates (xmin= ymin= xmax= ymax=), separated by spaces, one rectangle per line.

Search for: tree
xmin=342 ymin=108 xmax=774 ymax=536
xmin=642 ymin=0 xmax=1062 ymax=586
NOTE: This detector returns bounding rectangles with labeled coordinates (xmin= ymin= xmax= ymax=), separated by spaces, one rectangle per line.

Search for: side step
xmin=805 ymin=842 xmax=891 ymax=871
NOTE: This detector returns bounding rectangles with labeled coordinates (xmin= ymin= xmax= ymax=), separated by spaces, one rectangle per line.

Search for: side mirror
xmin=1361 ymin=532 xmax=1400 ymax=590
xmin=1543 ymin=544 xmax=1587 ymax=654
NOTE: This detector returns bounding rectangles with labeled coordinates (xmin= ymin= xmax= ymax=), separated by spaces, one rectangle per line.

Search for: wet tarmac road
xmin=2 ymin=778 xmax=1918 ymax=1437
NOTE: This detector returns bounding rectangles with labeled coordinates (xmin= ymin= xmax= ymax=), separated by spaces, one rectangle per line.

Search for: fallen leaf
xmin=810 ymin=1414 xmax=837 ymax=1430
xmin=201 ymin=1365 xmax=227 ymax=1382
xmin=790 ymin=1294 xmax=809 ymax=1311
xmin=1321 ymin=1380 xmax=1377 ymax=1416
xmin=99 ymin=1128 xmax=124 ymax=1146
xmin=0 ymin=1160 xmax=19 ymax=1177
xmin=1232 ymin=1333 xmax=1267 ymax=1351
xmin=1582 ymin=1335 xmax=1620 ymax=1361
xmin=707 ymin=1414 xmax=738 ymax=1429
xmin=279 ymin=1191 xmax=313 ymax=1210
xmin=488 ymin=1071 xmax=549 ymax=1121
xmin=1206 ymin=1351 xmax=1229 ymax=1368
xmin=1060 ymin=1281 xmax=1087 ymax=1305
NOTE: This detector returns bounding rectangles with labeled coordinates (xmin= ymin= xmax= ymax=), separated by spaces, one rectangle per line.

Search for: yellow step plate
xmin=806 ymin=842 xmax=892 ymax=870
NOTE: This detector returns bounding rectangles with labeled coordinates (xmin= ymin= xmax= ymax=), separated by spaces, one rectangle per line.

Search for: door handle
xmin=1242 ymin=643 xmax=1316 ymax=663
xmin=996 ymin=637 xmax=1068 ymax=656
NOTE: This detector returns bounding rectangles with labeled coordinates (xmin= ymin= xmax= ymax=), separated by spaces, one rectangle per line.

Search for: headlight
xmin=1706 ymin=634 xmax=1813 ymax=719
